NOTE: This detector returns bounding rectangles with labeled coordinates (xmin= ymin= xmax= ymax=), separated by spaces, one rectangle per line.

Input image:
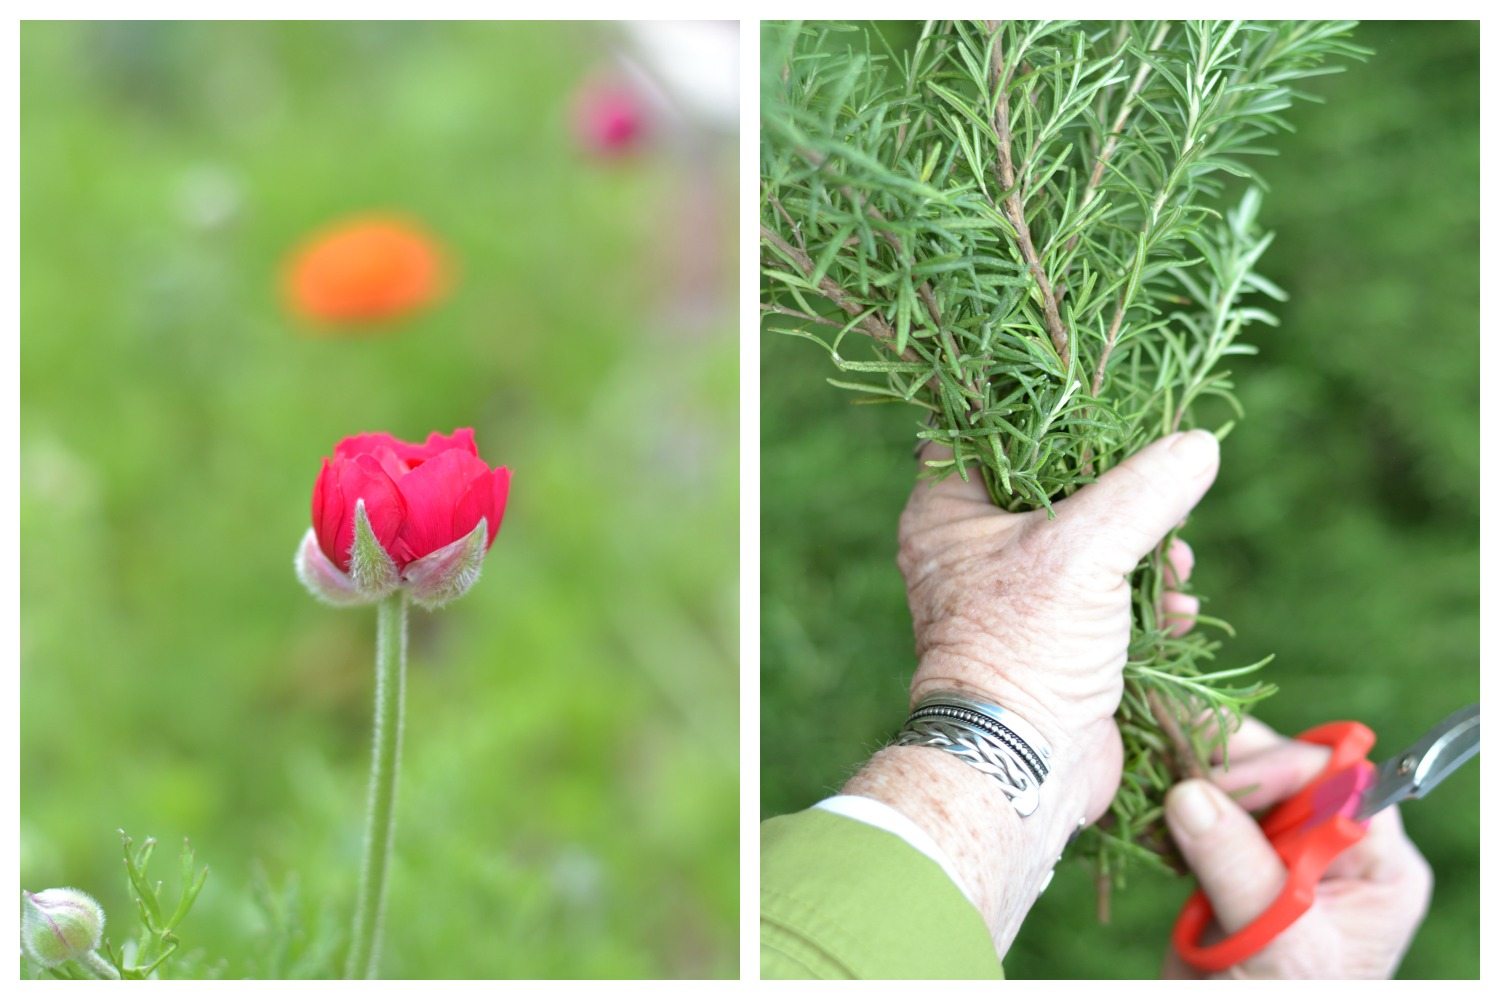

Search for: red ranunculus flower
xmin=296 ymin=428 xmax=510 ymax=608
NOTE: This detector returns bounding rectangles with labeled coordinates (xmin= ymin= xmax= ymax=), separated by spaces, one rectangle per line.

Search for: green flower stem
xmin=78 ymin=951 xmax=120 ymax=980
xmin=345 ymin=591 xmax=408 ymax=979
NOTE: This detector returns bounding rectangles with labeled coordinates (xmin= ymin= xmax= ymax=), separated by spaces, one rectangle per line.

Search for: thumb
xmin=1166 ymin=779 xmax=1285 ymax=931
xmin=1052 ymin=430 xmax=1220 ymax=577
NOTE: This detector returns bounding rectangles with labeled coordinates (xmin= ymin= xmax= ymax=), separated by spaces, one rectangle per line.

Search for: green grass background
xmin=22 ymin=22 xmax=738 ymax=979
xmin=761 ymin=21 xmax=1479 ymax=979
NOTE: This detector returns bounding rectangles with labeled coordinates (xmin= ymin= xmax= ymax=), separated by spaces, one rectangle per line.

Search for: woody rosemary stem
xmin=346 ymin=592 xmax=408 ymax=979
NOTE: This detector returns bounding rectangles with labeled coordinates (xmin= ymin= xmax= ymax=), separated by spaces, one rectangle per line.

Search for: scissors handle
xmin=1172 ymin=720 xmax=1377 ymax=972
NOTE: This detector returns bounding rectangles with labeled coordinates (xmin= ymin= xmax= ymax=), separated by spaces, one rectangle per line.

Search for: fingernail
xmin=1170 ymin=430 xmax=1219 ymax=475
xmin=1168 ymin=780 xmax=1221 ymax=837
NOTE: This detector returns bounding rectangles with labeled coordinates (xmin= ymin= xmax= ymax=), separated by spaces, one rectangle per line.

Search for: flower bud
xmin=21 ymin=888 xmax=105 ymax=968
xmin=298 ymin=429 xmax=510 ymax=610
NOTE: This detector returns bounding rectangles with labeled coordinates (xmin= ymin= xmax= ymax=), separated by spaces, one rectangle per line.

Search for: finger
xmin=1165 ymin=537 xmax=1195 ymax=587
xmin=1160 ymin=951 xmax=1204 ymax=981
xmin=1326 ymin=806 xmax=1432 ymax=887
xmin=1220 ymin=715 xmax=1286 ymax=759
xmin=916 ymin=439 xmax=953 ymax=465
xmin=1212 ymin=738 xmax=1331 ymax=812
xmin=1166 ymin=779 xmax=1287 ymax=930
xmin=910 ymin=440 xmax=994 ymax=506
xmin=1320 ymin=812 xmax=1435 ymax=971
xmin=1161 ymin=591 xmax=1199 ymax=636
xmin=1050 ymin=431 xmax=1221 ymax=578
xmin=1204 ymin=714 xmax=1285 ymax=766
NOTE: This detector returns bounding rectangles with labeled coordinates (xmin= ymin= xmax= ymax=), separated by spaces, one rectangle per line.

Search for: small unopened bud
xmin=21 ymin=888 xmax=105 ymax=968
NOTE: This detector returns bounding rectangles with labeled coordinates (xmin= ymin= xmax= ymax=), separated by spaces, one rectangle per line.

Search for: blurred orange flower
xmin=284 ymin=216 xmax=448 ymax=327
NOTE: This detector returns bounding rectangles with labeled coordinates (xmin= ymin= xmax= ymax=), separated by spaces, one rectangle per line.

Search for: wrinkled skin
xmin=898 ymin=431 xmax=1220 ymax=821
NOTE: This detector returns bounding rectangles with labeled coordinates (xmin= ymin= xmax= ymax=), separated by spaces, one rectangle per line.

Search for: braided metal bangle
xmin=894 ymin=693 xmax=1053 ymax=817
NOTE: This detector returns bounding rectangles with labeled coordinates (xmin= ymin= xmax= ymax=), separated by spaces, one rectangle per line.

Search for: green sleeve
xmin=760 ymin=808 xmax=1005 ymax=980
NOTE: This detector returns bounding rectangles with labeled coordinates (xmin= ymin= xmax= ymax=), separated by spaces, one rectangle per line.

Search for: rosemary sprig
xmin=761 ymin=19 xmax=1367 ymax=888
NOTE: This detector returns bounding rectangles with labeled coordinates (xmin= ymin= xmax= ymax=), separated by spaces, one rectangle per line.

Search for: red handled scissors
xmin=1173 ymin=703 xmax=1479 ymax=972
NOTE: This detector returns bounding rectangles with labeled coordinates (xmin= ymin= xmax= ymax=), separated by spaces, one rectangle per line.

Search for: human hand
xmin=898 ymin=430 xmax=1221 ymax=824
xmin=1163 ymin=717 xmax=1433 ymax=979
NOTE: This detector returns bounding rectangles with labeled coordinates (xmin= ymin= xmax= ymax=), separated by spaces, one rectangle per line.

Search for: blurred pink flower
xmin=572 ymin=77 xmax=647 ymax=156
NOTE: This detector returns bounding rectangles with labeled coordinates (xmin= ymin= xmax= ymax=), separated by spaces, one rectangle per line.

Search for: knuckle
xmin=895 ymin=517 xmax=937 ymax=583
xmin=1409 ymin=847 xmax=1435 ymax=901
xmin=895 ymin=533 xmax=923 ymax=580
xmin=1111 ymin=457 xmax=1157 ymax=497
xmin=1015 ymin=518 xmax=1075 ymax=580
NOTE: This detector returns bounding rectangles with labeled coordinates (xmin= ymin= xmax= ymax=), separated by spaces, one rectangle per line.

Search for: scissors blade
xmin=1355 ymin=704 xmax=1479 ymax=822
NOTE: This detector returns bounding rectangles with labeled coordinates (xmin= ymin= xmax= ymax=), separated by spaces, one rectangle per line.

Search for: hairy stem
xmin=345 ymin=592 xmax=408 ymax=979
xmin=78 ymin=951 xmax=121 ymax=980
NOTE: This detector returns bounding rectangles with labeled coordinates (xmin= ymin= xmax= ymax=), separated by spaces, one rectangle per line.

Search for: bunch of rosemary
xmin=761 ymin=20 xmax=1366 ymax=890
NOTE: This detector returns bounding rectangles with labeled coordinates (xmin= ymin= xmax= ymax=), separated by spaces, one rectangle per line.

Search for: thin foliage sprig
xmin=106 ymin=832 xmax=211 ymax=979
xmin=26 ymin=832 xmax=210 ymax=980
xmin=761 ymin=19 xmax=1366 ymax=889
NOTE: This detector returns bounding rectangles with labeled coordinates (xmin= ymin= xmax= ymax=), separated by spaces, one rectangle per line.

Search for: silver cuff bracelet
xmin=894 ymin=693 xmax=1053 ymax=817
